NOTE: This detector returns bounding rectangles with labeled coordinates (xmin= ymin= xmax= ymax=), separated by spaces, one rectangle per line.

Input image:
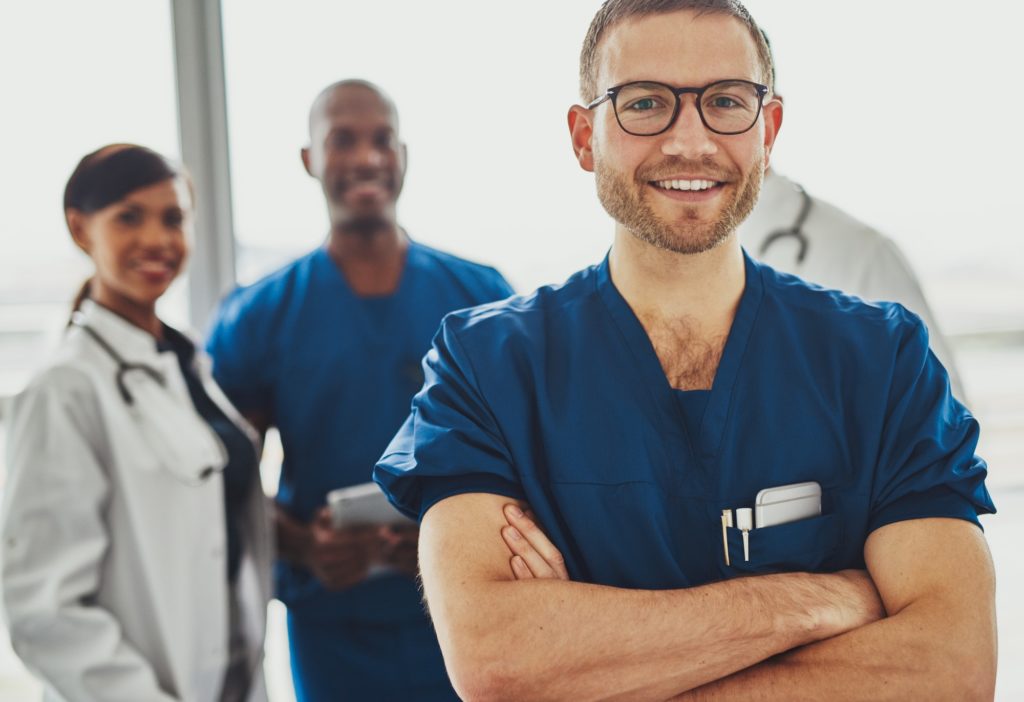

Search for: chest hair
xmin=638 ymin=314 xmax=727 ymax=391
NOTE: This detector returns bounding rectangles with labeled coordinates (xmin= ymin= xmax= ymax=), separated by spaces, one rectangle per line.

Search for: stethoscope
xmin=758 ymin=180 xmax=812 ymax=264
xmin=71 ymin=311 xmax=166 ymax=406
xmin=72 ymin=311 xmax=223 ymax=485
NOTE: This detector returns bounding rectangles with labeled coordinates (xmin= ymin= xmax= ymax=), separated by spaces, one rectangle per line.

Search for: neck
xmin=326 ymin=223 xmax=410 ymax=296
xmin=609 ymin=227 xmax=745 ymax=327
xmin=89 ymin=281 xmax=163 ymax=339
xmin=326 ymin=221 xmax=406 ymax=263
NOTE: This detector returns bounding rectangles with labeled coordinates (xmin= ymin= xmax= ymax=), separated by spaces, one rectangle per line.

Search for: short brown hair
xmin=579 ymin=0 xmax=774 ymax=101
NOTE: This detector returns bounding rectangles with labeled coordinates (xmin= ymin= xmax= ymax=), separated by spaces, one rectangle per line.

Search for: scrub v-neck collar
xmin=313 ymin=239 xmax=422 ymax=347
xmin=315 ymin=237 xmax=419 ymax=301
xmin=595 ymin=249 xmax=765 ymax=463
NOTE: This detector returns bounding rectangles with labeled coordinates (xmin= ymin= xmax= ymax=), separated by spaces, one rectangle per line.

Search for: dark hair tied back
xmin=64 ymin=144 xmax=182 ymax=323
xmin=63 ymin=144 xmax=180 ymax=214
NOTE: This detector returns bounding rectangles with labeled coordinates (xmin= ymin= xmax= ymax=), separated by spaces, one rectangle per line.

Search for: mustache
xmin=635 ymin=156 xmax=737 ymax=183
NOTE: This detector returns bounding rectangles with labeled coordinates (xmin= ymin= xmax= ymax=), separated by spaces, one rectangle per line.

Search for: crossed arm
xmin=419 ymin=493 xmax=996 ymax=702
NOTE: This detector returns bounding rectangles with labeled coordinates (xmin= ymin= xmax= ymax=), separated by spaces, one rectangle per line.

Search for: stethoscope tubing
xmin=71 ymin=313 xmax=166 ymax=406
xmin=758 ymin=181 xmax=812 ymax=264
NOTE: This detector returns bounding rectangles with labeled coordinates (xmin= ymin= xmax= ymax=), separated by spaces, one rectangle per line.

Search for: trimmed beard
xmin=595 ymin=149 xmax=764 ymax=255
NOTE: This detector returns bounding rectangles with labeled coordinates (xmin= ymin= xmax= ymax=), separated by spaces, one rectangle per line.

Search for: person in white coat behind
xmin=0 ymin=144 xmax=272 ymax=702
xmin=738 ymin=168 xmax=966 ymax=400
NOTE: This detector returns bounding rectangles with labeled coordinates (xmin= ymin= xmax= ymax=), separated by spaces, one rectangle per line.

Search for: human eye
xmin=374 ymin=130 xmax=396 ymax=150
xmin=329 ymin=130 xmax=355 ymax=149
xmin=622 ymin=94 xmax=668 ymax=113
xmin=626 ymin=96 xmax=659 ymax=111
xmin=709 ymin=95 xmax=741 ymax=109
xmin=163 ymin=208 xmax=185 ymax=229
xmin=704 ymin=83 xmax=756 ymax=112
xmin=115 ymin=207 xmax=143 ymax=226
xmin=616 ymin=82 xmax=673 ymax=117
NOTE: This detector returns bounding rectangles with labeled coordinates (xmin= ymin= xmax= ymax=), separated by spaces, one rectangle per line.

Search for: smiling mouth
xmin=651 ymin=178 xmax=723 ymax=192
xmin=132 ymin=260 xmax=177 ymax=276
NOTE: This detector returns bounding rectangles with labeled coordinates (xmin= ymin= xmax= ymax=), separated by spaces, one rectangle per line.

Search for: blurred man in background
xmin=207 ymin=80 xmax=513 ymax=701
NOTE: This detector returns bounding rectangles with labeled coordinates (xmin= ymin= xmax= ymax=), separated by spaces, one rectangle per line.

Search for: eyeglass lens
xmin=614 ymin=81 xmax=762 ymax=135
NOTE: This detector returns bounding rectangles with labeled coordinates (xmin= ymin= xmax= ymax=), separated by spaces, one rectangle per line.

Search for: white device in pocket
xmin=754 ymin=481 xmax=822 ymax=529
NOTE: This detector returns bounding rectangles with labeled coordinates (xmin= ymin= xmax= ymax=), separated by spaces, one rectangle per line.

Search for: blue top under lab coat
xmin=206 ymin=241 xmax=512 ymax=699
xmin=375 ymin=252 xmax=994 ymax=588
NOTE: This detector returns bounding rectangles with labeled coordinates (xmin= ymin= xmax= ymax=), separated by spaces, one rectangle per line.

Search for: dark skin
xmin=262 ymin=82 xmax=421 ymax=590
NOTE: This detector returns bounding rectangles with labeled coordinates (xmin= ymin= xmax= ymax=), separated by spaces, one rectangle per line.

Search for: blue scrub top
xmin=207 ymin=241 xmax=514 ymax=618
xmin=375 ymin=252 xmax=994 ymax=589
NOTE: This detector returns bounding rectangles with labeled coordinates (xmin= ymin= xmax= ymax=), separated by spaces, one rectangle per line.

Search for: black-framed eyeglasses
xmin=586 ymin=79 xmax=770 ymax=136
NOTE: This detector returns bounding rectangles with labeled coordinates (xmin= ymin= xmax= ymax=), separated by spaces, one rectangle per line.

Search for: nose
xmin=138 ymin=219 xmax=177 ymax=250
xmin=660 ymin=97 xmax=717 ymax=160
xmin=354 ymin=141 xmax=384 ymax=171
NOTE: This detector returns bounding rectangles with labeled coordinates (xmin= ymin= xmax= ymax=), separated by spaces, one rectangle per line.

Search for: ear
xmin=761 ymin=98 xmax=783 ymax=172
xmin=568 ymin=105 xmax=595 ymax=173
xmin=300 ymin=146 xmax=314 ymax=177
xmin=65 ymin=209 xmax=91 ymax=254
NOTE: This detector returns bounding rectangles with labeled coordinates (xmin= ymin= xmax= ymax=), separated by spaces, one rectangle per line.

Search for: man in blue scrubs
xmin=374 ymin=2 xmax=997 ymax=699
xmin=207 ymin=80 xmax=512 ymax=701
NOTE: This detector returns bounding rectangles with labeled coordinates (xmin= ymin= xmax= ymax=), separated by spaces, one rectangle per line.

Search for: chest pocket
xmin=721 ymin=512 xmax=842 ymax=576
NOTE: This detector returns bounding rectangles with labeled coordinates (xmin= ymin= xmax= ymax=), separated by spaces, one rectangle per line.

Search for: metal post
xmin=170 ymin=0 xmax=236 ymax=330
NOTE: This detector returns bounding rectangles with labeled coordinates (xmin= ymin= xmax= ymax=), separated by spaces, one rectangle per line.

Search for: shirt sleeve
xmin=868 ymin=312 xmax=995 ymax=534
xmin=0 ymin=369 xmax=180 ymax=701
xmin=205 ymin=289 xmax=273 ymax=415
xmin=374 ymin=318 xmax=525 ymax=521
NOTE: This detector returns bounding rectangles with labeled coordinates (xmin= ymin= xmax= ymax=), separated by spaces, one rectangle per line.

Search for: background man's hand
xmin=275 ymin=504 xmax=381 ymax=591
xmin=307 ymin=507 xmax=381 ymax=590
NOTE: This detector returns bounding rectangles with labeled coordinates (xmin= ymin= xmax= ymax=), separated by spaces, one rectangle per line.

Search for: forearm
xmin=428 ymin=569 xmax=869 ymax=702
xmin=678 ymin=598 xmax=995 ymax=702
xmin=678 ymin=520 xmax=998 ymax=702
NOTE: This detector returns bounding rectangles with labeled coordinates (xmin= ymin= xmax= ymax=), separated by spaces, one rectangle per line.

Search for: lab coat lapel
xmin=76 ymin=301 xmax=227 ymax=481
xmin=77 ymin=299 xmax=164 ymax=366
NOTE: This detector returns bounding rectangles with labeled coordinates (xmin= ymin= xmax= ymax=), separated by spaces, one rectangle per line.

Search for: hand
xmin=500 ymin=503 xmax=569 ymax=581
xmin=378 ymin=524 xmax=420 ymax=578
xmin=305 ymin=507 xmax=381 ymax=591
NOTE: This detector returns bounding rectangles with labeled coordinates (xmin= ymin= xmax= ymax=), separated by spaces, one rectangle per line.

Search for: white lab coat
xmin=0 ymin=300 xmax=272 ymax=702
xmin=738 ymin=170 xmax=965 ymax=400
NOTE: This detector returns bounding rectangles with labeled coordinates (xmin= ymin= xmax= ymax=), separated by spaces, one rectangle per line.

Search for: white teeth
xmin=136 ymin=261 xmax=172 ymax=272
xmin=656 ymin=179 xmax=716 ymax=191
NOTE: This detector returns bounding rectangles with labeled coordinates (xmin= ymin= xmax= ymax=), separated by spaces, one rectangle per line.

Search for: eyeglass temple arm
xmin=585 ymin=92 xmax=613 ymax=110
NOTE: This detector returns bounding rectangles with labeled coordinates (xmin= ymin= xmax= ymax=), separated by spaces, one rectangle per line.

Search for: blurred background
xmin=1 ymin=1 xmax=1021 ymax=699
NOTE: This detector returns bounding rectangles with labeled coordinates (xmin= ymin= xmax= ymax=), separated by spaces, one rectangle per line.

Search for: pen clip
xmin=720 ymin=509 xmax=733 ymax=567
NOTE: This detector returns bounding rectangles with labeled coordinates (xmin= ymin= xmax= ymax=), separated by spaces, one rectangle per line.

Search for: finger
xmin=320 ymin=559 xmax=370 ymax=582
xmin=503 ymin=505 xmax=569 ymax=580
xmin=318 ymin=524 xmax=378 ymax=545
xmin=510 ymin=555 xmax=533 ymax=580
xmin=501 ymin=525 xmax=560 ymax=579
xmin=314 ymin=506 xmax=335 ymax=526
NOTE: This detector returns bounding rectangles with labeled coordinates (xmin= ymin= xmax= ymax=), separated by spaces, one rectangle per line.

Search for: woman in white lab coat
xmin=0 ymin=144 xmax=272 ymax=702
xmin=737 ymin=169 xmax=965 ymax=400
